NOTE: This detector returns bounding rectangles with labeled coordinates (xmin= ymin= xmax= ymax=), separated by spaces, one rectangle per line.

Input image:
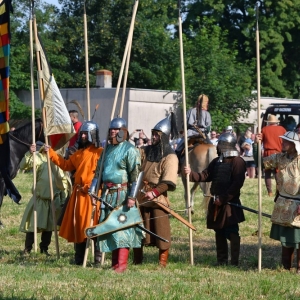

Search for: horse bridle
xmin=8 ymin=121 xmax=44 ymax=147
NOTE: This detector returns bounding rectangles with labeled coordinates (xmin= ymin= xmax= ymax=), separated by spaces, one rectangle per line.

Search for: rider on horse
xmin=176 ymin=94 xmax=212 ymax=159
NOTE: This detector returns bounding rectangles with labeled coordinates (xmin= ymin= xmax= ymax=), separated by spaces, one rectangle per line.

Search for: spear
xmin=255 ymin=1 xmax=263 ymax=272
xmin=29 ymin=0 xmax=37 ymax=253
xmin=178 ymin=0 xmax=194 ymax=266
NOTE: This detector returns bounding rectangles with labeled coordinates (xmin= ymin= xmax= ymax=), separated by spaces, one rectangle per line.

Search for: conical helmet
xmin=152 ymin=116 xmax=171 ymax=136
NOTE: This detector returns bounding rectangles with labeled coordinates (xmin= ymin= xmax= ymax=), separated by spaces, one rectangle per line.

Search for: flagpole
xmin=29 ymin=0 xmax=38 ymax=253
xmin=83 ymin=0 xmax=90 ymax=120
xmin=82 ymin=0 xmax=139 ymax=267
xmin=33 ymin=17 xmax=60 ymax=259
xmin=255 ymin=2 xmax=262 ymax=272
xmin=178 ymin=0 xmax=194 ymax=265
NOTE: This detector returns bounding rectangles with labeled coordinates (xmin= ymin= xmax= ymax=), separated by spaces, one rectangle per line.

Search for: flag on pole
xmin=36 ymin=34 xmax=75 ymax=150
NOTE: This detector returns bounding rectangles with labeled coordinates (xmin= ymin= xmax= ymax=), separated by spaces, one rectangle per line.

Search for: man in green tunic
xmin=20 ymin=143 xmax=70 ymax=255
xmin=91 ymin=117 xmax=143 ymax=273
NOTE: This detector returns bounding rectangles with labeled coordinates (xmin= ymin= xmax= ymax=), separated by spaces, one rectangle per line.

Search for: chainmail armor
xmin=210 ymin=162 xmax=232 ymax=196
xmin=145 ymin=132 xmax=174 ymax=162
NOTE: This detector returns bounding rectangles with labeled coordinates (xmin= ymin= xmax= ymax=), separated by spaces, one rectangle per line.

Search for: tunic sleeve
xmin=49 ymin=148 xmax=76 ymax=172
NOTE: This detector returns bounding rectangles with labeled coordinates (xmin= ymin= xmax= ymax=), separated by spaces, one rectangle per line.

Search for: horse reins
xmin=8 ymin=121 xmax=43 ymax=147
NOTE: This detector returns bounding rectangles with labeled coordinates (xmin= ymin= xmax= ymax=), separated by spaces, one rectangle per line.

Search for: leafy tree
xmin=56 ymin=0 xmax=180 ymax=89
xmin=183 ymin=17 xmax=254 ymax=131
xmin=182 ymin=0 xmax=300 ymax=98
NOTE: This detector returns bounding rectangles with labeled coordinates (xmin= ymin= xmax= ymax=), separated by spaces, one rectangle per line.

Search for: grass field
xmin=0 ymin=173 xmax=300 ymax=299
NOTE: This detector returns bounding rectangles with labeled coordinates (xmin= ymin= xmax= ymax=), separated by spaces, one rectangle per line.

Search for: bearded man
xmin=91 ymin=117 xmax=143 ymax=273
xmin=133 ymin=116 xmax=178 ymax=267
xmin=44 ymin=121 xmax=102 ymax=265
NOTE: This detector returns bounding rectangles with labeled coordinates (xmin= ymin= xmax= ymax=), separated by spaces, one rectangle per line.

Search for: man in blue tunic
xmin=91 ymin=117 xmax=143 ymax=273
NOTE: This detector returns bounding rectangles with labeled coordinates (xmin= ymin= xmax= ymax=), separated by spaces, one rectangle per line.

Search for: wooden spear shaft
xmin=83 ymin=0 xmax=90 ymax=120
xmin=256 ymin=3 xmax=263 ymax=273
xmin=178 ymin=3 xmax=194 ymax=265
xmin=29 ymin=7 xmax=37 ymax=253
xmin=33 ymin=17 xmax=60 ymax=259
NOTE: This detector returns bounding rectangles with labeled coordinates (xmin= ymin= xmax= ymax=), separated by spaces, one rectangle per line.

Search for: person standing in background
xmin=68 ymin=110 xmax=82 ymax=149
xmin=210 ymin=131 xmax=218 ymax=146
xmin=261 ymin=115 xmax=286 ymax=197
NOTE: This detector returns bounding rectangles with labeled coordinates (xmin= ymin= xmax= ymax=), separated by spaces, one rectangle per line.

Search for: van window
xmin=262 ymin=105 xmax=300 ymax=131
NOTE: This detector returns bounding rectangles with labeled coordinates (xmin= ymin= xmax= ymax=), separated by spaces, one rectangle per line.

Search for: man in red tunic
xmin=261 ymin=115 xmax=286 ymax=196
xmin=68 ymin=110 xmax=82 ymax=148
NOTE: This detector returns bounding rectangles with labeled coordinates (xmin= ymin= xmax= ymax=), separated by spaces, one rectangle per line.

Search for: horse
xmin=180 ymin=139 xmax=217 ymax=214
xmin=0 ymin=119 xmax=44 ymax=210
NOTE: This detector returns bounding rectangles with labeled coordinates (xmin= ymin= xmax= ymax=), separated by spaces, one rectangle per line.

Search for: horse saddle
xmin=85 ymin=205 xmax=143 ymax=240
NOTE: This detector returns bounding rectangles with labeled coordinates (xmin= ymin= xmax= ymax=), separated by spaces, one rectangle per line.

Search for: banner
xmin=36 ymin=34 xmax=75 ymax=150
xmin=0 ymin=0 xmax=12 ymax=143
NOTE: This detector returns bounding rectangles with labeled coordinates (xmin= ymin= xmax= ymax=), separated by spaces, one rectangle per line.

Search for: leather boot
xmin=111 ymin=249 xmax=119 ymax=270
xmin=159 ymin=249 xmax=169 ymax=267
xmin=24 ymin=232 xmax=34 ymax=254
xmin=230 ymin=233 xmax=240 ymax=266
xmin=133 ymin=247 xmax=143 ymax=265
xmin=74 ymin=242 xmax=86 ymax=265
xmin=281 ymin=246 xmax=294 ymax=270
xmin=94 ymin=249 xmax=102 ymax=265
xmin=115 ymin=248 xmax=129 ymax=273
xmin=215 ymin=234 xmax=228 ymax=265
xmin=296 ymin=247 xmax=300 ymax=274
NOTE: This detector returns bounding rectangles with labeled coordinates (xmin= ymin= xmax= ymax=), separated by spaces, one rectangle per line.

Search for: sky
xmin=45 ymin=0 xmax=61 ymax=7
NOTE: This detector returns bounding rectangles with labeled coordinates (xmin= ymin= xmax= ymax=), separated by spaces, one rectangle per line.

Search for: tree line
xmin=9 ymin=0 xmax=300 ymax=132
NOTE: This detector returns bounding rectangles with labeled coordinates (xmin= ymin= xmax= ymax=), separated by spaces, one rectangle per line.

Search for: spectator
xmin=68 ymin=110 xmax=82 ymax=148
xmin=238 ymin=129 xmax=252 ymax=155
xmin=129 ymin=129 xmax=149 ymax=147
xmin=241 ymin=138 xmax=255 ymax=178
xmin=261 ymin=115 xmax=286 ymax=196
xmin=210 ymin=131 xmax=218 ymax=146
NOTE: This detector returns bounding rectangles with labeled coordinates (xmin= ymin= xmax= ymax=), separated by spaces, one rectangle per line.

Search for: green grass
xmin=0 ymin=173 xmax=300 ymax=299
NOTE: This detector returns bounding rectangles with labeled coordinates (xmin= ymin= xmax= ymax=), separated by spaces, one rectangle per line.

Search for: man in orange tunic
xmin=45 ymin=121 xmax=102 ymax=265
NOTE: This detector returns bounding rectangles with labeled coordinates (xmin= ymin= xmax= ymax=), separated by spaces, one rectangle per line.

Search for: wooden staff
xmin=83 ymin=0 xmax=140 ymax=267
xmin=178 ymin=0 xmax=194 ymax=265
xmin=255 ymin=2 xmax=263 ymax=272
xmin=29 ymin=1 xmax=37 ymax=252
xmin=83 ymin=0 xmax=91 ymax=120
xmin=33 ymin=17 xmax=60 ymax=259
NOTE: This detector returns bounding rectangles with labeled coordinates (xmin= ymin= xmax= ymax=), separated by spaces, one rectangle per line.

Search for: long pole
xmin=29 ymin=1 xmax=37 ymax=253
xmin=178 ymin=0 xmax=194 ymax=265
xmin=255 ymin=2 xmax=262 ymax=272
xmin=33 ymin=17 xmax=60 ymax=259
xmin=120 ymin=38 xmax=133 ymax=117
xmin=83 ymin=0 xmax=90 ymax=120
xmin=110 ymin=0 xmax=139 ymax=119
